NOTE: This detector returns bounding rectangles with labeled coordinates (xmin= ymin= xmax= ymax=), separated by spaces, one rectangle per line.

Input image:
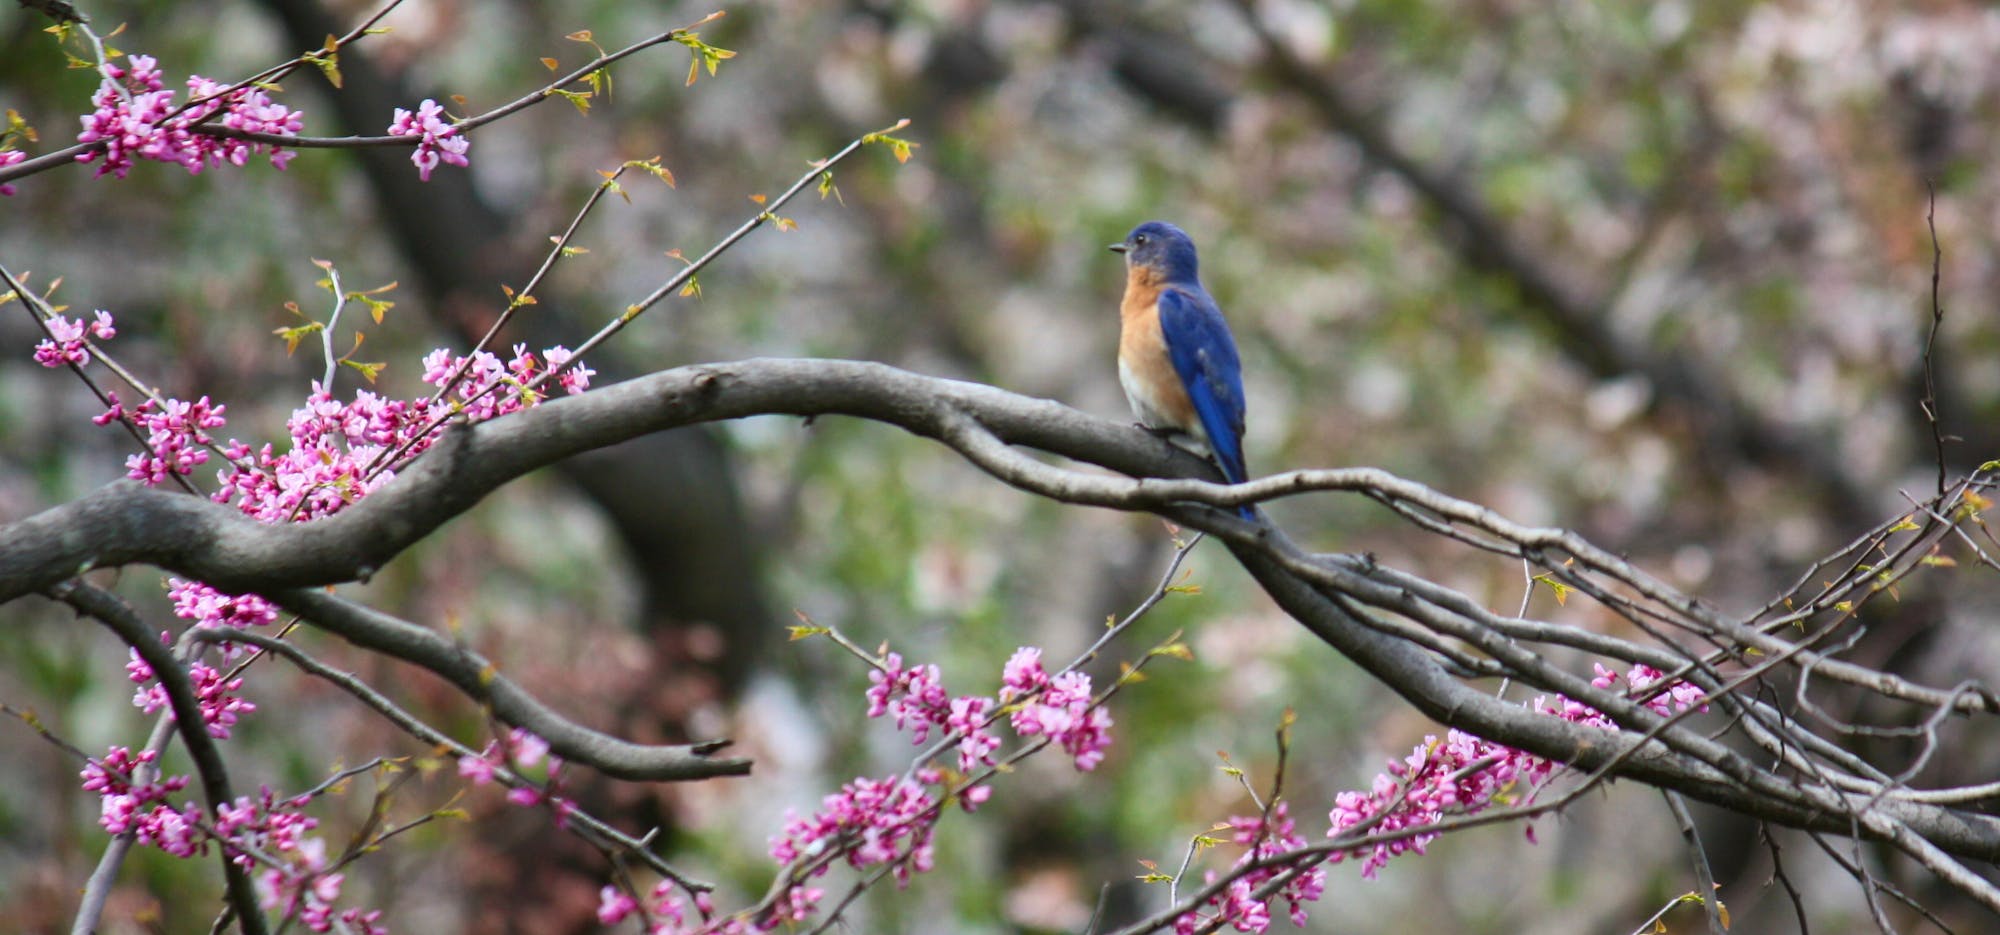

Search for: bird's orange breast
xmin=1117 ymin=267 xmax=1197 ymax=431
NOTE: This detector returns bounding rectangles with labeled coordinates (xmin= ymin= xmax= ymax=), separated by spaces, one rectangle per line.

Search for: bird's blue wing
xmin=1157 ymin=285 xmax=1250 ymax=500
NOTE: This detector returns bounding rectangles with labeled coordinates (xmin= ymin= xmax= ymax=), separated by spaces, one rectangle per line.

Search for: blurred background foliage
xmin=6 ymin=0 xmax=2000 ymax=932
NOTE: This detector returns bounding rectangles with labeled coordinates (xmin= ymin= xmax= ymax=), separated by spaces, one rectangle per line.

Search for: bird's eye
xmin=1134 ymin=234 xmax=1149 ymax=245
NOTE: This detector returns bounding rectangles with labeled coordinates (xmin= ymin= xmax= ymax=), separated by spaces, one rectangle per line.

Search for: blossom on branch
xmin=1175 ymin=801 xmax=1325 ymax=934
xmin=0 ymin=149 xmax=24 ymax=195
xmin=1328 ymin=664 xmax=1708 ymax=879
xmin=386 ymin=98 xmax=469 ymax=182
xmin=30 ymin=309 xmax=113 ymax=368
xmin=76 ymin=54 xmax=302 ymax=179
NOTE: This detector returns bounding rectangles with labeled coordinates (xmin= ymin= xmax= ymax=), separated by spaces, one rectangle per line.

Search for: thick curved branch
xmin=266 ymin=589 xmax=749 ymax=782
xmin=6 ymin=357 xmax=2000 ymax=871
xmin=188 ymin=627 xmax=716 ymax=888
xmin=0 ymin=359 xmax=1202 ymax=602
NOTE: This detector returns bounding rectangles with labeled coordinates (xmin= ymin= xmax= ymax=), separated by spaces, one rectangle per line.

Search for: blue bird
xmin=1109 ymin=221 xmax=1254 ymax=520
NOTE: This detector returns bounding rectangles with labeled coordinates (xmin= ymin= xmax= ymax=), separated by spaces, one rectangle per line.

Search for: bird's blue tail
xmin=1196 ymin=403 xmax=1255 ymax=521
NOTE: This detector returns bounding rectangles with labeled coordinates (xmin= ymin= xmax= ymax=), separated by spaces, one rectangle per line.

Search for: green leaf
xmin=546 ymin=87 xmax=592 ymax=115
xmin=862 ymin=119 xmax=919 ymax=163
xmin=1532 ymin=573 xmax=1571 ymax=606
xmin=339 ymin=358 xmax=386 ymax=383
xmin=303 ymin=49 xmax=342 ymax=89
xmin=350 ymin=292 xmax=394 ymax=324
xmin=626 ymin=156 xmax=675 ymax=188
xmin=273 ymin=321 xmax=323 ymax=355
xmin=674 ymin=32 xmax=737 ymax=85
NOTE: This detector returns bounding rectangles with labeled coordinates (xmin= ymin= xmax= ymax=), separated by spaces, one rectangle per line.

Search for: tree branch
xmin=50 ymin=582 xmax=269 ymax=935
xmin=7 ymin=357 xmax=2000 ymax=872
xmin=265 ymin=589 xmax=749 ymax=782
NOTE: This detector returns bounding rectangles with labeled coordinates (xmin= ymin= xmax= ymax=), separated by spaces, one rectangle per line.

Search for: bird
xmin=1109 ymin=221 xmax=1254 ymax=520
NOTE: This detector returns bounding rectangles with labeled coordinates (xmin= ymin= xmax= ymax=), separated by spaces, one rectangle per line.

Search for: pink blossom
xmin=1000 ymin=646 xmax=1045 ymax=697
xmin=415 ymin=346 xmax=579 ymax=423
xmin=865 ymin=652 xmax=950 ymax=743
xmin=92 ymin=390 xmax=125 ymax=426
xmin=1325 ymin=664 xmax=1707 ymax=880
xmin=386 ymin=99 xmax=469 ymax=181
xmin=125 ymin=648 xmax=155 ymax=684
xmin=167 ymin=579 xmax=278 ymax=630
xmin=770 ymin=884 xmax=824 ymax=927
xmin=598 ymin=885 xmax=639 ymax=925
xmin=338 ymin=909 xmax=387 ymax=935
xmin=768 ymin=774 xmax=939 ymax=894
xmin=998 ymin=652 xmax=1112 ymax=771
xmin=541 ymin=345 xmax=594 ymax=394
xmin=212 ymin=381 xmax=446 ymax=522
xmin=509 ymin=728 xmax=550 ymax=768
xmin=0 ymin=149 xmax=24 ymax=196
xmin=189 ymin=663 xmax=256 ymax=738
xmin=458 ymin=743 xmax=500 ymax=785
xmin=121 ymin=394 xmax=227 ymax=486
xmin=124 ymin=645 xmax=260 ymax=737
xmin=75 ymin=55 xmax=301 ymax=178
xmin=957 ymin=782 xmax=993 ymax=812
xmin=1177 ymin=801 xmax=1324 ymax=932
xmin=257 ymin=836 xmax=348 ymax=933
xmin=946 ymin=695 xmax=1001 ymax=773
xmin=32 ymin=311 xmax=94 ymax=368
xmin=218 ymin=787 xmax=321 ymax=859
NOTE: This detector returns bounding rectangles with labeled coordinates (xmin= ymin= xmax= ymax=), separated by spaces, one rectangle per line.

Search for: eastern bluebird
xmin=1109 ymin=221 xmax=1254 ymax=519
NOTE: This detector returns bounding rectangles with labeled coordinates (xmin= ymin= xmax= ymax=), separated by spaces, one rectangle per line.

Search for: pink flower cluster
xmin=1177 ymin=802 xmax=1324 ymax=935
xmin=386 ymin=99 xmax=469 ymax=182
xmin=125 ymin=394 xmax=228 ymax=485
xmin=207 ymin=345 xmax=587 ymax=524
xmin=597 ymin=881 xmax=723 ymax=934
xmin=458 ymin=729 xmax=576 ymax=819
xmin=1327 ymin=663 xmax=1708 ymax=880
xmin=168 ymin=578 xmax=280 ymax=632
xmin=998 ymin=647 xmax=1114 ymax=771
xmin=82 ymin=757 xmax=370 ymax=933
xmin=866 ymin=646 xmax=1113 ymax=777
xmin=213 ymin=382 xmax=438 ymax=522
xmin=221 ymin=787 xmax=381 ymax=934
xmin=81 ymin=746 xmax=198 ymax=855
xmin=420 ymin=344 xmax=594 ymax=420
xmin=767 ymin=773 xmax=939 ymax=919
xmin=865 ymin=653 xmax=949 ymax=742
xmin=737 ymin=644 xmax=1118 ymax=931
xmin=1576 ymin=663 xmax=1709 ymax=720
xmin=31 ymin=310 xmax=115 ymax=367
xmin=75 ymin=54 xmax=302 ymax=179
xmin=1325 ymin=728 xmax=1537 ymax=881
xmin=0 ymin=148 xmax=24 ymax=196
xmin=127 ymin=652 xmax=257 ymax=739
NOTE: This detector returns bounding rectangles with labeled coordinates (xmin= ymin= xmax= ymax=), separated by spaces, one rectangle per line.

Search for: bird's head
xmin=1109 ymin=221 xmax=1200 ymax=283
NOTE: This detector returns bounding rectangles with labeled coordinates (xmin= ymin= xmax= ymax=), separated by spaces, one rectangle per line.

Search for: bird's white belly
xmin=1119 ymin=357 xmax=1213 ymax=456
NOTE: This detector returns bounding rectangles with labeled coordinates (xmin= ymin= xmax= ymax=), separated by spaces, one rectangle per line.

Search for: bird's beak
xmin=1107 ymin=242 xmax=1128 ymax=254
